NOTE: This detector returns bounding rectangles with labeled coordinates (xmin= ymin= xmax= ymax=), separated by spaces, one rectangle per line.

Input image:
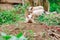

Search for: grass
xmin=37 ymin=13 xmax=60 ymax=26
xmin=0 ymin=10 xmax=20 ymax=25
xmin=0 ymin=8 xmax=60 ymax=26
xmin=0 ymin=3 xmax=29 ymax=25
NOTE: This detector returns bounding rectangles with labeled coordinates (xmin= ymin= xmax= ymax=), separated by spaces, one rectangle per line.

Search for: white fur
xmin=25 ymin=14 xmax=32 ymax=22
xmin=28 ymin=7 xmax=32 ymax=12
xmin=25 ymin=14 xmax=36 ymax=23
xmin=28 ymin=6 xmax=45 ymax=16
xmin=33 ymin=6 xmax=44 ymax=10
xmin=28 ymin=14 xmax=32 ymax=19
xmin=33 ymin=9 xmax=44 ymax=15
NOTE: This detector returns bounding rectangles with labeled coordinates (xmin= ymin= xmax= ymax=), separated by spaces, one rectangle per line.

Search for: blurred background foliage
xmin=49 ymin=0 xmax=60 ymax=12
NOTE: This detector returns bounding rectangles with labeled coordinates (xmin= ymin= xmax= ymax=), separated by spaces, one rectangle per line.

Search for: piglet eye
xmin=31 ymin=7 xmax=33 ymax=10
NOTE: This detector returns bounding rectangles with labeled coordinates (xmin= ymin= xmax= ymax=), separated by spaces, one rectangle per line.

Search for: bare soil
xmin=0 ymin=22 xmax=60 ymax=40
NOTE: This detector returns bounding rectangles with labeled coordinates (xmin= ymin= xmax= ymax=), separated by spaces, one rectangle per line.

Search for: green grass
xmin=37 ymin=14 xmax=60 ymax=26
xmin=0 ymin=3 xmax=29 ymax=25
xmin=0 ymin=10 xmax=20 ymax=25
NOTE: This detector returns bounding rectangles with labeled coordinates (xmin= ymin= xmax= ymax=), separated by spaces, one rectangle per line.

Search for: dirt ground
xmin=0 ymin=22 xmax=60 ymax=40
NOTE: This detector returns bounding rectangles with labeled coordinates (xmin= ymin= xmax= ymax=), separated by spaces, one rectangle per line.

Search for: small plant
xmin=16 ymin=32 xmax=23 ymax=38
xmin=25 ymin=30 xmax=34 ymax=40
xmin=40 ymin=32 xmax=46 ymax=38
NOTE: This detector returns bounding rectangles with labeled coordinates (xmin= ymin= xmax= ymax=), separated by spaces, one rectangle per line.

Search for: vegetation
xmin=0 ymin=2 xmax=30 ymax=25
xmin=0 ymin=30 xmax=35 ymax=40
xmin=37 ymin=14 xmax=60 ymax=26
xmin=49 ymin=0 xmax=60 ymax=12
xmin=0 ymin=10 xmax=20 ymax=25
xmin=0 ymin=0 xmax=60 ymax=25
xmin=37 ymin=0 xmax=60 ymax=26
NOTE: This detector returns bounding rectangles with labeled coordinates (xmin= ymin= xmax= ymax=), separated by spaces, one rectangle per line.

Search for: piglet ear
xmin=31 ymin=6 xmax=33 ymax=10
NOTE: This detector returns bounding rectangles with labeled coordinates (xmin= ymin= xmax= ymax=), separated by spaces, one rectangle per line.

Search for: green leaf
xmin=16 ymin=32 xmax=23 ymax=38
xmin=3 ymin=35 xmax=11 ymax=40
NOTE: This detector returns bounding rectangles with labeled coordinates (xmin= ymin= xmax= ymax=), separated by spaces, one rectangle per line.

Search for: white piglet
xmin=28 ymin=6 xmax=45 ymax=16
